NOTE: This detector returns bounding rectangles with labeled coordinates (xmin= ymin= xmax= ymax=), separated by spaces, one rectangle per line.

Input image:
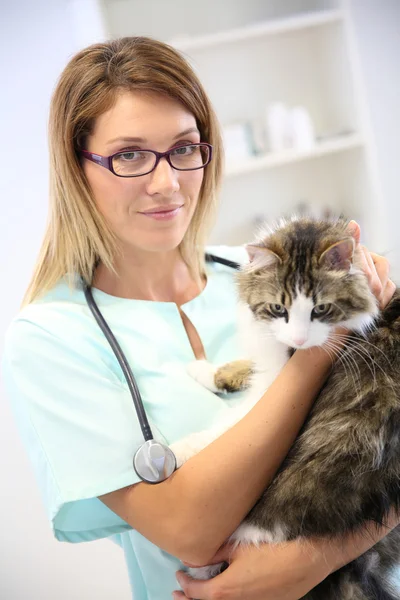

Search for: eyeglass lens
xmin=112 ymin=144 xmax=210 ymax=176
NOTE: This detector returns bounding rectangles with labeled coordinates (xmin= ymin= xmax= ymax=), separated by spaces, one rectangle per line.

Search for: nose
xmin=293 ymin=337 xmax=307 ymax=347
xmin=146 ymin=157 xmax=180 ymax=197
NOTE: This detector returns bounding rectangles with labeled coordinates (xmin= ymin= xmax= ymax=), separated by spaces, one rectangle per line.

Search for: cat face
xmin=238 ymin=218 xmax=378 ymax=350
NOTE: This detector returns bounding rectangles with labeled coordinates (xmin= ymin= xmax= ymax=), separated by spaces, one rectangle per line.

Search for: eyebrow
xmin=106 ymin=127 xmax=200 ymax=146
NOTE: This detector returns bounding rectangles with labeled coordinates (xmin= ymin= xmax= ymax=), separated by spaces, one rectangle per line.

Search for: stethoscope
xmin=84 ymin=253 xmax=240 ymax=484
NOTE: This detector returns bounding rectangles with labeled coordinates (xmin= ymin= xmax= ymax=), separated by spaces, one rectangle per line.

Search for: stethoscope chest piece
xmin=134 ymin=440 xmax=177 ymax=484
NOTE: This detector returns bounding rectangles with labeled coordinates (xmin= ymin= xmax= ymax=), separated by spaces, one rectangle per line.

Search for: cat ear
xmin=245 ymin=243 xmax=282 ymax=270
xmin=319 ymin=238 xmax=355 ymax=271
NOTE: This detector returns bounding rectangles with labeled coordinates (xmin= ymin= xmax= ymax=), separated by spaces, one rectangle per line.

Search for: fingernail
xmin=347 ymin=220 xmax=357 ymax=232
xmin=175 ymin=572 xmax=183 ymax=585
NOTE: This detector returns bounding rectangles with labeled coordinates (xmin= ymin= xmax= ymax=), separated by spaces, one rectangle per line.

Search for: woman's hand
xmin=172 ymin=508 xmax=400 ymax=599
xmin=172 ymin=539 xmax=331 ymax=600
xmin=347 ymin=220 xmax=396 ymax=309
xmin=358 ymin=246 xmax=395 ymax=308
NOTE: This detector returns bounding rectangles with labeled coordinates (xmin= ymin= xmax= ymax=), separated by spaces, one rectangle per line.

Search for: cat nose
xmin=293 ymin=337 xmax=307 ymax=346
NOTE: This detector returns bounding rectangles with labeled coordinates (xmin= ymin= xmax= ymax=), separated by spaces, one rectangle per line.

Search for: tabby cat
xmin=170 ymin=217 xmax=400 ymax=600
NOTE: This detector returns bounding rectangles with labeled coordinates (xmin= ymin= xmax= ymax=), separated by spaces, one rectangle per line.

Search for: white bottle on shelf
xmin=265 ymin=102 xmax=291 ymax=153
xmin=289 ymin=106 xmax=315 ymax=152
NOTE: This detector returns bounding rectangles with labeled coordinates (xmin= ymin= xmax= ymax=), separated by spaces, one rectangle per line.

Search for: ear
xmin=245 ymin=243 xmax=282 ymax=270
xmin=319 ymin=238 xmax=355 ymax=271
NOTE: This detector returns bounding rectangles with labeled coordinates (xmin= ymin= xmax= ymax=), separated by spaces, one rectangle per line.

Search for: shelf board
xmin=169 ymin=9 xmax=344 ymax=52
xmin=224 ymin=133 xmax=364 ymax=177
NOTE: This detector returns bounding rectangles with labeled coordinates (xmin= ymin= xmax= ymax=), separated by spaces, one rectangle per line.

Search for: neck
xmin=92 ymin=247 xmax=205 ymax=305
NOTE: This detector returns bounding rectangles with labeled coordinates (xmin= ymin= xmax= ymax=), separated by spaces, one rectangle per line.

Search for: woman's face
xmin=82 ymin=91 xmax=205 ymax=255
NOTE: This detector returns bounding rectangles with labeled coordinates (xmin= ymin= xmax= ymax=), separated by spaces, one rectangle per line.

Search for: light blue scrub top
xmin=2 ymin=245 xmax=248 ymax=600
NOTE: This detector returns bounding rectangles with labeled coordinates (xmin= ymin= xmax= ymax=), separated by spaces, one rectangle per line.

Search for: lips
xmin=138 ymin=204 xmax=184 ymax=221
xmin=139 ymin=204 xmax=183 ymax=214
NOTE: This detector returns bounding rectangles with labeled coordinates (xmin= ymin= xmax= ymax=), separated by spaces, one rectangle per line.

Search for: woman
xmin=2 ymin=37 xmax=397 ymax=600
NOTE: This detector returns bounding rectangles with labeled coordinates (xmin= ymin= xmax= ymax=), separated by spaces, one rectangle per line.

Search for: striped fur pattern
xmin=179 ymin=217 xmax=400 ymax=599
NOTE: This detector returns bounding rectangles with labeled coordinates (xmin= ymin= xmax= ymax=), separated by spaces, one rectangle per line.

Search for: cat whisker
xmin=323 ymin=339 xmax=353 ymax=378
xmin=346 ymin=347 xmax=376 ymax=392
xmin=331 ymin=336 xmax=395 ymax=400
xmin=330 ymin=333 xmax=391 ymax=366
xmin=326 ymin=333 xmax=397 ymax=405
xmin=350 ymin=345 xmax=397 ymax=397
xmin=323 ymin=340 xmax=362 ymax=397
xmin=330 ymin=335 xmax=391 ymax=389
xmin=342 ymin=340 xmax=383 ymax=379
xmin=320 ymin=345 xmax=336 ymax=368
xmin=333 ymin=338 xmax=378 ymax=390
xmin=336 ymin=343 xmax=363 ymax=386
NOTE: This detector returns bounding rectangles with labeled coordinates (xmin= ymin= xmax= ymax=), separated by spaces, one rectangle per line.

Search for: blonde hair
xmin=23 ymin=36 xmax=223 ymax=306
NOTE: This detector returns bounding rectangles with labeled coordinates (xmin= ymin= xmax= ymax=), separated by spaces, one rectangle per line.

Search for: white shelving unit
xmin=169 ymin=8 xmax=345 ymax=51
xmin=74 ymin=0 xmax=386 ymax=250
xmin=224 ymin=132 xmax=364 ymax=177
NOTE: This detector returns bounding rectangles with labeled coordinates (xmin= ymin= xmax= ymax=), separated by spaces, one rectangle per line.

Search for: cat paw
xmin=187 ymin=359 xmax=219 ymax=392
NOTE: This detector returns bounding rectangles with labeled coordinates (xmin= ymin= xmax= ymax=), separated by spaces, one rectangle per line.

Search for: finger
xmin=172 ymin=593 xmax=187 ymax=599
xmin=370 ymin=252 xmax=390 ymax=288
xmin=361 ymin=246 xmax=383 ymax=300
xmin=357 ymin=246 xmax=373 ymax=284
xmin=380 ymin=279 xmax=396 ymax=309
xmin=361 ymin=246 xmax=375 ymax=279
xmin=346 ymin=220 xmax=361 ymax=245
xmin=176 ymin=571 xmax=217 ymax=600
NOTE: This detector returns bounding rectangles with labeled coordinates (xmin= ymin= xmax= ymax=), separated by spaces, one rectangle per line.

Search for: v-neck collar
xmin=87 ymin=265 xmax=214 ymax=310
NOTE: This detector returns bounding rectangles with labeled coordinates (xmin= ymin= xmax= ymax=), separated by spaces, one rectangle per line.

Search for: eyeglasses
xmin=79 ymin=143 xmax=213 ymax=178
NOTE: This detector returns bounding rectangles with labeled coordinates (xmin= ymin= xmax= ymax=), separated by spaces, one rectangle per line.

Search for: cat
xmin=170 ymin=217 xmax=400 ymax=599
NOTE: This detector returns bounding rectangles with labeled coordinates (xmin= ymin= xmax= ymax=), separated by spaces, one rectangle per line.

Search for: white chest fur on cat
xmin=170 ymin=303 xmax=289 ymax=468
xmin=169 ymin=305 xmax=291 ymax=580
xmin=169 ymin=291 xmax=376 ymax=579
xmin=237 ymin=302 xmax=289 ymax=406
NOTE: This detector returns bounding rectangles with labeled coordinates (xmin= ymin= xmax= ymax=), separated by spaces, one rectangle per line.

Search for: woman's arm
xmin=100 ymin=345 xmax=336 ymax=565
xmin=324 ymin=507 xmax=400 ymax=572
xmin=173 ymin=511 xmax=400 ymax=600
xmin=100 ymin=241 xmax=394 ymax=566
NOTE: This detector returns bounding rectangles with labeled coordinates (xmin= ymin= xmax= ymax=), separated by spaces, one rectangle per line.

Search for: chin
xmin=128 ymin=230 xmax=187 ymax=254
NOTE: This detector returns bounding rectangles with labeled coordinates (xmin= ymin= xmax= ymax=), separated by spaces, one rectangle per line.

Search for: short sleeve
xmin=2 ymin=314 xmax=157 ymax=543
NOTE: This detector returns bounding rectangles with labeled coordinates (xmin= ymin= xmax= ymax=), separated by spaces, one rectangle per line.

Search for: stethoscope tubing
xmin=84 ymin=254 xmax=240 ymax=443
xmin=84 ymin=284 xmax=154 ymax=441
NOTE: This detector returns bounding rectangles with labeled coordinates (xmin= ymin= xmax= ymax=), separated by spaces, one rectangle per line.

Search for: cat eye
xmin=269 ymin=304 xmax=288 ymax=318
xmin=312 ymin=304 xmax=331 ymax=318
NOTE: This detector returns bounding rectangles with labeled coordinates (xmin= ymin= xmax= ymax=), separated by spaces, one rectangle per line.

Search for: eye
xmin=269 ymin=304 xmax=288 ymax=318
xmin=312 ymin=304 xmax=331 ymax=318
xmin=171 ymin=144 xmax=196 ymax=156
xmin=116 ymin=151 xmax=145 ymax=162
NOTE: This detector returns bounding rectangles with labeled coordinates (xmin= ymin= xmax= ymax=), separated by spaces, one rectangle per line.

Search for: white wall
xmin=1 ymin=1 xmax=399 ymax=599
xmin=347 ymin=0 xmax=400 ymax=280
xmin=0 ymin=1 xmax=131 ymax=598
